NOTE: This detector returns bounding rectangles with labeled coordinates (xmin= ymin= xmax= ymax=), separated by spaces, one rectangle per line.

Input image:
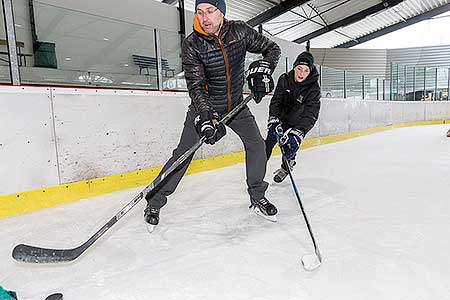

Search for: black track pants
xmin=147 ymin=105 xmax=269 ymax=209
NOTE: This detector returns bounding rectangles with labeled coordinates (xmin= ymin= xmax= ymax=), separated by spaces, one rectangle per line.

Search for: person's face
xmin=196 ymin=3 xmax=224 ymax=35
xmin=294 ymin=64 xmax=311 ymax=82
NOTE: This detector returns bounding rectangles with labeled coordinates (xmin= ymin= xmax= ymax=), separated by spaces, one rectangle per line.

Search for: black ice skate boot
xmin=144 ymin=204 xmax=160 ymax=233
xmin=249 ymin=197 xmax=278 ymax=222
xmin=273 ymin=159 xmax=296 ymax=183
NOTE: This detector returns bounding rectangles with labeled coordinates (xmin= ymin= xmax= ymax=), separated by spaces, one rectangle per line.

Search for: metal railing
xmin=390 ymin=63 xmax=450 ymax=101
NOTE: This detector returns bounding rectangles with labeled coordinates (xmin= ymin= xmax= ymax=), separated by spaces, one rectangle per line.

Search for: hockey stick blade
xmin=12 ymin=243 xmax=85 ymax=263
xmin=301 ymin=250 xmax=322 ymax=271
xmin=12 ymin=193 xmax=140 ymax=264
xmin=12 ymin=94 xmax=255 ymax=264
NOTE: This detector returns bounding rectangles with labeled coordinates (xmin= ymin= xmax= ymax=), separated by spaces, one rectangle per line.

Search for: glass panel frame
xmin=436 ymin=67 xmax=449 ymax=101
xmin=425 ymin=67 xmax=436 ymax=101
xmin=0 ymin=0 xmax=12 ymax=83
xmin=160 ymin=29 xmax=185 ymax=91
xmin=345 ymin=71 xmax=363 ymax=100
xmin=414 ymin=67 xmax=425 ymax=101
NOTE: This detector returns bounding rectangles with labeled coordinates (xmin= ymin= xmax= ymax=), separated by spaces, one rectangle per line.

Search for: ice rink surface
xmin=1 ymin=124 xmax=449 ymax=300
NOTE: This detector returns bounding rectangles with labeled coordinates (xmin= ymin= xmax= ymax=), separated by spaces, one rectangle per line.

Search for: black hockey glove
xmin=279 ymin=128 xmax=304 ymax=160
xmin=267 ymin=116 xmax=282 ymax=141
xmin=246 ymin=60 xmax=274 ymax=103
xmin=195 ymin=110 xmax=226 ymax=145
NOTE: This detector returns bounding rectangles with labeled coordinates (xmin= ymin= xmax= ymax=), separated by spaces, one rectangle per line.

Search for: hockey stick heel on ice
xmin=12 ymin=94 xmax=255 ymax=264
xmin=301 ymin=249 xmax=322 ymax=271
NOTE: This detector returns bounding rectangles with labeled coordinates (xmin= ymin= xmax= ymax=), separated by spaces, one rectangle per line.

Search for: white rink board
xmin=369 ymin=100 xmax=393 ymax=127
xmin=403 ymin=102 xmax=426 ymax=123
xmin=426 ymin=101 xmax=450 ymax=120
xmin=52 ymin=89 xmax=190 ymax=183
xmin=0 ymin=86 xmax=59 ymax=195
xmin=348 ymin=100 xmax=371 ymax=132
xmin=318 ymin=99 xmax=350 ymax=136
xmin=1 ymin=85 xmax=449 ymax=195
xmin=391 ymin=101 xmax=405 ymax=125
xmin=392 ymin=101 xmax=427 ymax=124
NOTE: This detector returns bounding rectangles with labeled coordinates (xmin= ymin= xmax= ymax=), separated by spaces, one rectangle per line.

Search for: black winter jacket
xmin=182 ymin=18 xmax=281 ymax=116
xmin=269 ymin=66 xmax=321 ymax=134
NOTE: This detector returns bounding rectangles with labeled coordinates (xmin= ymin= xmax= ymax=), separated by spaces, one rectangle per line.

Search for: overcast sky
xmin=352 ymin=10 xmax=450 ymax=49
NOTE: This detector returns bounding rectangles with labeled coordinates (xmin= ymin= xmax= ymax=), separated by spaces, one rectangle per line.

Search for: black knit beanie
xmin=195 ymin=0 xmax=226 ymax=16
xmin=293 ymin=51 xmax=314 ymax=69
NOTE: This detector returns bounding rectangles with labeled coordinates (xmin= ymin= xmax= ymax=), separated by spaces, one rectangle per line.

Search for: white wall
xmin=387 ymin=45 xmax=450 ymax=68
xmin=270 ymin=36 xmax=306 ymax=61
xmin=0 ymin=86 xmax=59 ymax=194
xmin=310 ymin=48 xmax=389 ymax=78
xmin=310 ymin=45 xmax=450 ymax=79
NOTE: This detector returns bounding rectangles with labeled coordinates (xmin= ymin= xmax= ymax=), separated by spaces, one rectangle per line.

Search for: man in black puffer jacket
xmin=144 ymin=0 xmax=281 ymax=230
xmin=265 ymin=51 xmax=321 ymax=183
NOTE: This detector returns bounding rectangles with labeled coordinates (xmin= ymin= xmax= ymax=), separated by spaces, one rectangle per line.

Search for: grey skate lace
xmin=146 ymin=207 xmax=159 ymax=214
xmin=258 ymin=198 xmax=268 ymax=206
xmin=273 ymin=168 xmax=288 ymax=176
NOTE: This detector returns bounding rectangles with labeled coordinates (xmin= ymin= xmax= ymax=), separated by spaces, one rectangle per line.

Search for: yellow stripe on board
xmin=1 ymin=119 xmax=449 ymax=218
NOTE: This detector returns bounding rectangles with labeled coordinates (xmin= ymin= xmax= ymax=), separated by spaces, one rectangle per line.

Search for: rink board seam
xmin=1 ymin=119 xmax=448 ymax=218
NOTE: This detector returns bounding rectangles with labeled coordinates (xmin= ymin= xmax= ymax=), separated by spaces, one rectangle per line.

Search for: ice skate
xmin=273 ymin=159 xmax=296 ymax=183
xmin=144 ymin=205 xmax=160 ymax=233
xmin=249 ymin=197 xmax=278 ymax=222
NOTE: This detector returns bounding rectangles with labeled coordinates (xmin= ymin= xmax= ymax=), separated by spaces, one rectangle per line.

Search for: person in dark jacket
xmin=265 ymin=51 xmax=321 ymax=183
xmin=144 ymin=0 xmax=281 ymax=230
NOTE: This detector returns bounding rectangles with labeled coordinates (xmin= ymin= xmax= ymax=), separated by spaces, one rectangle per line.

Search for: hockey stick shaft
xmin=278 ymin=142 xmax=322 ymax=260
xmin=13 ymin=94 xmax=255 ymax=263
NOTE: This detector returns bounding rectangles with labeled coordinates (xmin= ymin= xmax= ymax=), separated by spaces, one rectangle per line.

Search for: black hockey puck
xmin=45 ymin=293 xmax=63 ymax=300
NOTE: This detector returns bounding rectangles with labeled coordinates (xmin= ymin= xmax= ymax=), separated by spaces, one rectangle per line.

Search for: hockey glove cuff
xmin=246 ymin=60 xmax=274 ymax=103
xmin=195 ymin=110 xmax=226 ymax=145
xmin=279 ymin=128 xmax=304 ymax=160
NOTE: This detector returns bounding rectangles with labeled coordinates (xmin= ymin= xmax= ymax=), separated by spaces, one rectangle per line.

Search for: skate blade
xmin=250 ymin=206 xmax=278 ymax=223
xmin=146 ymin=224 xmax=156 ymax=233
